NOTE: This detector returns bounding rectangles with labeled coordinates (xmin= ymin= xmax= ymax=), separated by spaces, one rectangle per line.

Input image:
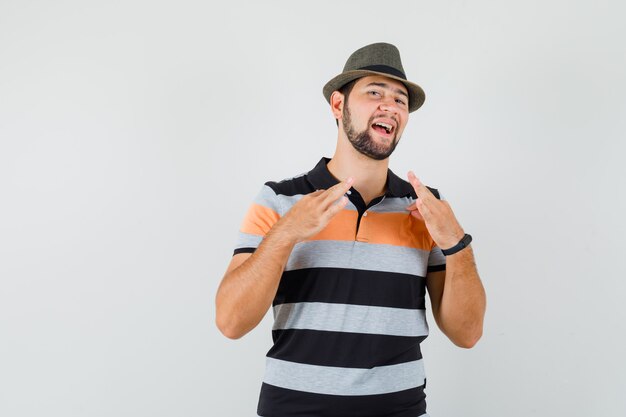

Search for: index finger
xmin=407 ymin=171 xmax=435 ymax=201
xmin=321 ymin=176 xmax=354 ymax=206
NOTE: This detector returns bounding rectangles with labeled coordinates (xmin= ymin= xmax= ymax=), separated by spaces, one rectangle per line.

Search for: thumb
xmin=409 ymin=209 xmax=424 ymax=221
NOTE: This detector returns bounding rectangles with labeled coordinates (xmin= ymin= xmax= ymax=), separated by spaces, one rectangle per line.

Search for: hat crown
xmin=322 ymin=42 xmax=425 ymax=112
xmin=342 ymin=42 xmax=406 ymax=79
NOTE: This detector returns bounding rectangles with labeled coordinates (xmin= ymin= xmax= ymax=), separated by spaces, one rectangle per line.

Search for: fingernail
xmin=346 ymin=177 xmax=353 ymax=184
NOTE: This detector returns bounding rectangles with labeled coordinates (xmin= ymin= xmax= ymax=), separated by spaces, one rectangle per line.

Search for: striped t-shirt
xmin=233 ymin=157 xmax=446 ymax=417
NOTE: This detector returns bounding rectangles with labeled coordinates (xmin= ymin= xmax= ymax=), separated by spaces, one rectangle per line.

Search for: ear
xmin=330 ymin=91 xmax=344 ymax=121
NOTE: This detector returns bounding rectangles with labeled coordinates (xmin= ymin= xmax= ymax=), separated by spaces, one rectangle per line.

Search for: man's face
xmin=341 ymin=75 xmax=409 ymax=161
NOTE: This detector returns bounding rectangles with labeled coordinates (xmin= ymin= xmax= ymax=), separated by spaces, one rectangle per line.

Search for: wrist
xmin=271 ymin=217 xmax=301 ymax=246
xmin=439 ymin=231 xmax=465 ymax=249
xmin=441 ymin=233 xmax=472 ymax=256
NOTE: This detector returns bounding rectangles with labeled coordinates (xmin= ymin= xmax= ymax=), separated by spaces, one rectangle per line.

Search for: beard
xmin=341 ymin=104 xmax=401 ymax=161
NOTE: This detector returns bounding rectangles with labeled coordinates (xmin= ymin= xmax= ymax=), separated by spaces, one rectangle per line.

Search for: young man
xmin=216 ymin=42 xmax=486 ymax=417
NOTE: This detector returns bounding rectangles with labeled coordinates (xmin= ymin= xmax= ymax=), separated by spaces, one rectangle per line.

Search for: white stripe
xmin=428 ymin=246 xmax=446 ymax=268
xmin=234 ymin=232 xmax=263 ymax=250
xmin=367 ymin=196 xmax=414 ymax=213
xmin=286 ymin=240 xmax=430 ymax=276
xmin=263 ymin=357 xmax=426 ymax=396
xmin=273 ymin=302 xmax=428 ymax=337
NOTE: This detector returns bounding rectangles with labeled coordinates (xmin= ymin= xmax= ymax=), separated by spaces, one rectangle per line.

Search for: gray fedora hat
xmin=323 ymin=42 xmax=425 ymax=113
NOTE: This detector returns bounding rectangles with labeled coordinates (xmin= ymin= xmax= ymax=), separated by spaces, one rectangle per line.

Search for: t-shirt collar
xmin=306 ymin=157 xmax=415 ymax=198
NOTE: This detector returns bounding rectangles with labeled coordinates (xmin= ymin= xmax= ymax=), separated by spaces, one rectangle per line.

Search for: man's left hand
xmin=406 ymin=171 xmax=466 ymax=250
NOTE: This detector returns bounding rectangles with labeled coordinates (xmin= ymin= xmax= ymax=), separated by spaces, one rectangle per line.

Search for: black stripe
xmin=233 ymin=247 xmax=255 ymax=255
xmin=258 ymin=382 xmax=426 ymax=417
xmin=273 ymin=267 xmax=426 ymax=310
xmin=428 ymin=186 xmax=441 ymax=200
xmin=358 ymin=64 xmax=407 ymax=80
xmin=408 ymin=185 xmax=441 ymax=200
xmin=386 ymin=168 xmax=415 ymax=197
xmin=427 ymin=264 xmax=446 ymax=272
xmin=268 ymin=328 xmax=424 ymax=368
xmin=266 ymin=175 xmax=315 ymax=197
xmin=265 ymin=158 xmax=442 ymax=201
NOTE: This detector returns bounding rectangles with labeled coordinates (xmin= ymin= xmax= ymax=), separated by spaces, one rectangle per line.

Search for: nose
xmin=379 ymin=96 xmax=401 ymax=113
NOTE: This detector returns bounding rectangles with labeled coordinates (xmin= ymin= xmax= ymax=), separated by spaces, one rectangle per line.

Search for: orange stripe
xmin=307 ymin=210 xmax=359 ymax=242
xmin=240 ymin=203 xmax=280 ymax=236
xmin=307 ymin=210 xmax=434 ymax=250
xmin=358 ymin=211 xmax=434 ymax=250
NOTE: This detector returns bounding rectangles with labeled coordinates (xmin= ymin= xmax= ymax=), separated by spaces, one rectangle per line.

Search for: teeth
xmin=374 ymin=122 xmax=392 ymax=133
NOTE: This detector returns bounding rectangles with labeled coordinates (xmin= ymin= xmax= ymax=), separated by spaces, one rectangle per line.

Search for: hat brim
xmin=323 ymin=70 xmax=425 ymax=113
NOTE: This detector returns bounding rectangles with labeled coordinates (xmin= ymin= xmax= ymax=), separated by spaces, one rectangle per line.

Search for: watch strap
xmin=441 ymin=233 xmax=472 ymax=256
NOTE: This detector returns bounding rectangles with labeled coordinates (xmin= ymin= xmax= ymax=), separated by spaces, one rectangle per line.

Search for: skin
xmin=215 ymin=75 xmax=486 ymax=347
xmin=406 ymin=172 xmax=486 ymax=347
xmin=214 ymin=181 xmax=353 ymax=339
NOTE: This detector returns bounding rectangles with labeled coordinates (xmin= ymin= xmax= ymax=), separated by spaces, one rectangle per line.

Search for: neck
xmin=327 ymin=133 xmax=389 ymax=205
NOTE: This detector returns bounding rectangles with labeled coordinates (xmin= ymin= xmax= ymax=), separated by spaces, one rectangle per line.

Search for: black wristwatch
xmin=441 ymin=233 xmax=472 ymax=256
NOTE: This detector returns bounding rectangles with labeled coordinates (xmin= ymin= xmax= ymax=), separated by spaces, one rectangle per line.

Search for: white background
xmin=1 ymin=1 xmax=625 ymax=416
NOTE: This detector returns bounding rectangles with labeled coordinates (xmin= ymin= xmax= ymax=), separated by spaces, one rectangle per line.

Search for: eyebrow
xmin=365 ymin=82 xmax=409 ymax=99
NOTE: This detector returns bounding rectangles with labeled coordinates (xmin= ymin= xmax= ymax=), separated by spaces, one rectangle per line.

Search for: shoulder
xmin=427 ymin=186 xmax=442 ymax=200
xmin=409 ymin=183 xmax=441 ymax=200
xmin=264 ymin=171 xmax=316 ymax=197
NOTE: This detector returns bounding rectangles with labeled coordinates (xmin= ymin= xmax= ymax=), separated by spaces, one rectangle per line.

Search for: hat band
xmin=358 ymin=65 xmax=406 ymax=80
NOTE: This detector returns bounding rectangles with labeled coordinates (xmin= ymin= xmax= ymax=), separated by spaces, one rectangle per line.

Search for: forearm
xmin=216 ymin=179 xmax=353 ymax=339
xmin=438 ymin=245 xmax=486 ymax=348
xmin=215 ymin=221 xmax=296 ymax=339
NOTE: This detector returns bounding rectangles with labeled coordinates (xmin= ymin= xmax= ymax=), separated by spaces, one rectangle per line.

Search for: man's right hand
xmin=216 ymin=176 xmax=354 ymax=339
xmin=275 ymin=177 xmax=354 ymax=243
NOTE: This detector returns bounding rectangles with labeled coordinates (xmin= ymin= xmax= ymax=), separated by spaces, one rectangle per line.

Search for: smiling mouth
xmin=371 ymin=122 xmax=394 ymax=135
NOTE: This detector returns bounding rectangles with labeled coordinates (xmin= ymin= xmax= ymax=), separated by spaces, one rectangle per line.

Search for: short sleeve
xmin=232 ymin=184 xmax=282 ymax=256
xmin=427 ymin=246 xmax=446 ymax=272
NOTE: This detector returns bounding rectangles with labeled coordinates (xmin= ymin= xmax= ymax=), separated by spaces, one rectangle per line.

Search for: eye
xmin=396 ymin=98 xmax=406 ymax=105
xmin=368 ymin=90 xmax=381 ymax=96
